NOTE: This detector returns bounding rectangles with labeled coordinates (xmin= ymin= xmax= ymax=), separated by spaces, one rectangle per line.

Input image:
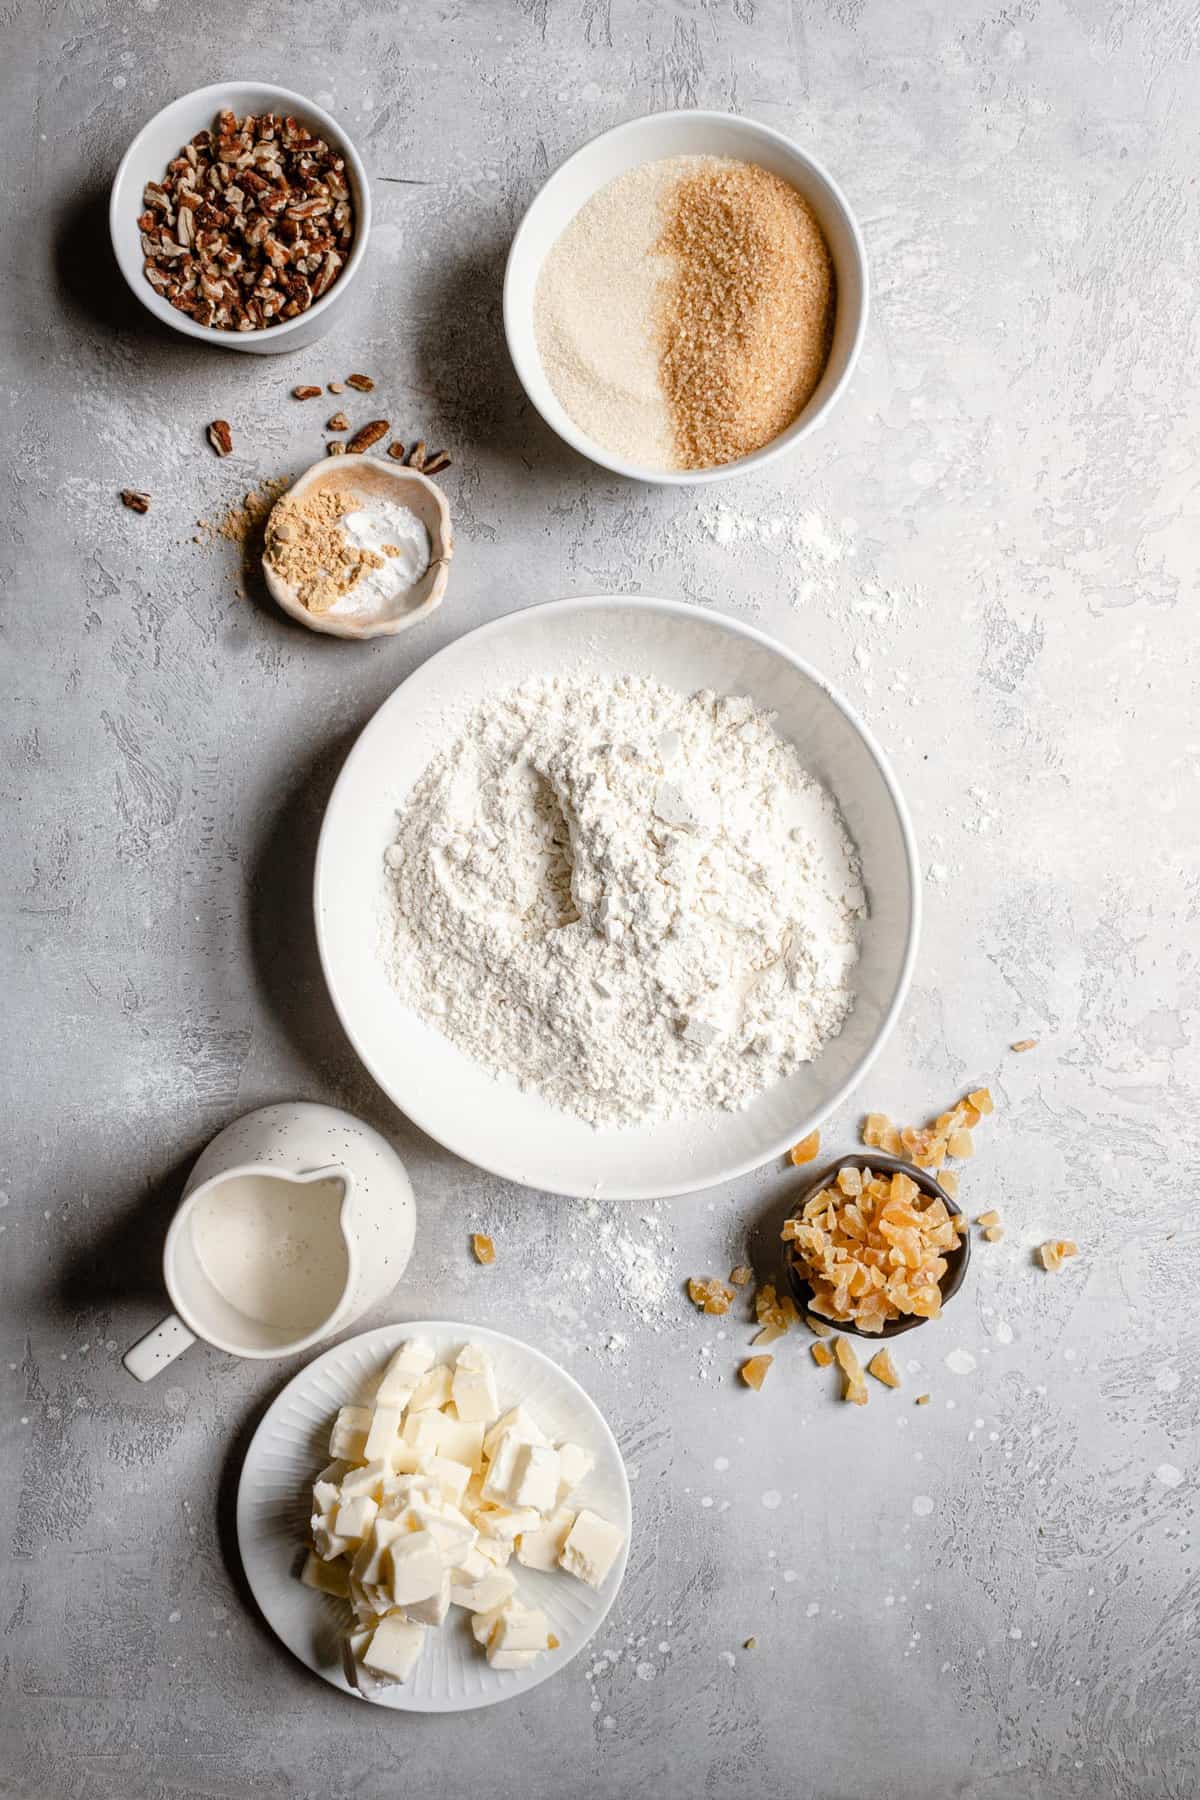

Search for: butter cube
xmin=470 ymin=1602 xmax=510 ymax=1647
xmin=451 ymin=1565 xmax=516 ymax=1612
xmin=406 ymin=1500 xmax=477 ymax=1566
xmin=385 ymin=1441 xmax=430 ymax=1477
xmin=450 ymin=1546 xmax=489 ymax=1586
xmin=559 ymin=1509 xmax=624 ymax=1589
xmin=486 ymin=1601 xmax=550 ymax=1668
xmin=300 ymin=1549 xmax=350 ymax=1598
xmin=556 ymin=1441 xmax=594 ymax=1502
xmin=343 ymin=1627 xmax=392 ymax=1698
xmin=451 ymin=1344 xmax=500 ymax=1424
xmin=481 ymin=1429 xmax=525 ymax=1505
xmin=350 ymin=1576 xmax=392 ymax=1620
xmin=312 ymin=1476 xmax=342 ymax=1515
xmin=474 ymin=1534 xmax=513 ymax=1568
xmin=363 ymin=1404 xmax=404 ymax=1463
xmin=340 ymin=1458 xmax=388 ymax=1502
xmin=407 ymin=1364 xmax=453 ymax=1412
xmin=351 ymin=1515 xmax=407 ymax=1587
xmin=333 ymin=1494 xmax=378 ymax=1544
xmin=328 ymin=1405 xmax=371 ymax=1462
xmin=377 ymin=1337 xmax=434 ymax=1404
xmin=476 ymin=1505 xmax=541 ymax=1545
xmin=509 ymin=1443 xmax=560 ymax=1514
xmin=402 ymin=1411 xmax=444 ymax=1453
xmin=363 ymin=1615 xmax=426 ymax=1683
xmin=387 ymin=1529 xmax=445 ymax=1607
xmin=432 ymin=1414 xmax=485 ymax=1472
xmin=426 ymin=1456 xmax=472 ymax=1507
xmin=516 ymin=1507 xmax=576 ymax=1573
xmin=398 ymin=1570 xmax=451 ymax=1628
xmin=483 ymin=1406 xmax=549 ymax=1462
xmin=312 ymin=1518 xmax=351 ymax=1561
xmin=488 ymin=1647 xmax=540 ymax=1671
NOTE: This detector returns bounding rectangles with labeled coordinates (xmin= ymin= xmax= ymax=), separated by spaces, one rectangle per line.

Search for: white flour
xmin=383 ymin=673 xmax=864 ymax=1128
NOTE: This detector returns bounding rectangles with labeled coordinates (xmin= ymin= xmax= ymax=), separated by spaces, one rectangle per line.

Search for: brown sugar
xmin=655 ymin=161 xmax=834 ymax=469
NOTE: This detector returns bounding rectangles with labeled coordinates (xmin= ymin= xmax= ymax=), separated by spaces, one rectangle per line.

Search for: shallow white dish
xmin=315 ymin=595 xmax=919 ymax=1200
xmin=109 ymin=81 xmax=371 ymax=354
xmin=503 ymin=109 xmax=868 ymax=484
xmin=236 ymin=1320 xmax=631 ymax=1711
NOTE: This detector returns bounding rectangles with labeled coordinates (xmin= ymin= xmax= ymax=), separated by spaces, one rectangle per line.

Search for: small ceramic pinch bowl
xmin=504 ymin=108 xmax=868 ymax=485
xmin=109 ymin=80 xmax=371 ymax=354
xmin=784 ymin=1152 xmax=970 ymax=1339
xmin=263 ymin=456 xmax=453 ymax=640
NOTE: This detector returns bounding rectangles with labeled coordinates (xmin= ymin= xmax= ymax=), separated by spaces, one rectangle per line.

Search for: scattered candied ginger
xmin=833 ymin=1335 xmax=868 ymax=1405
xmin=729 ymin=1265 xmax=753 ymax=1287
xmin=688 ymin=1276 xmax=735 ymax=1316
xmin=789 ymin=1130 xmax=821 ymax=1166
xmin=471 ymin=1233 xmax=495 ymax=1265
xmin=783 ymin=1165 xmax=964 ymax=1333
xmin=866 ymin=1348 xmax=901 ymax=1389
xmin=1038 ymin=1239 xmax=1079 ymax=1273
xmin=810 ymin=1340 xmax=834 ymax=1368
xmin=861 ymin=1089 xmax=994 ymax=1178
xmin=740 ymin=1355 xmax=774 ymax=1391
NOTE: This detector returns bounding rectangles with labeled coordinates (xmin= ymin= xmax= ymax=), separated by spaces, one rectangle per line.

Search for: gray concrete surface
xmin=3 ymin=3 xmax=1198 ymax=1797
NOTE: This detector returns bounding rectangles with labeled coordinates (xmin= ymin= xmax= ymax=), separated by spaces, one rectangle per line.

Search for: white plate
xmin=236 ymin=1321 xmax=631 ymax=1712
xmin=315 ymin=595 xmax=920 ymax=1200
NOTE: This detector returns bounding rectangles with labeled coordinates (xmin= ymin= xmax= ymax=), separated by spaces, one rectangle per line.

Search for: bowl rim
xmin=108 ymin=79 xmax=372 ymax=347
xmin=783 ymin=1151 xmax=971 ymax=1338
xmin=313 ymin=593 xmax=921 ymax=1199
xmin=502 ymin=107 xmax=870 ymax=486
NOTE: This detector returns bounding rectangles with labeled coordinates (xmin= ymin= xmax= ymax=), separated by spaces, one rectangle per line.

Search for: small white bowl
xmin=504 ymin=110 xmax=869 ymax=484
xmin=262 ymin=456 xmax=452 ymax=640
xmin=109 ymin=81 xmax=371 ymax=355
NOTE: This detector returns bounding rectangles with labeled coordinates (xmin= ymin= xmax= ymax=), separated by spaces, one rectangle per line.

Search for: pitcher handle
xmin=123 ymin=1312 xmax=197 ymax=1382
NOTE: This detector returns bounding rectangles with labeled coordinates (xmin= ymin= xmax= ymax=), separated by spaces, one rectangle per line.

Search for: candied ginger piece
xmin=833 ymin=1336 xmax=868 ymax=1404
xmin=867 ymin=1348 xmax=901 ymax=1389
xmin=976 ymin=1210 xmax=1000 ymax=1228
xmin=805 ymin=1314 xmax=832 ymax=1339
xmin=880 ymin=1127 xmax=903 ymax=1156
xmin=1038 ymin=1239 xmax=1078 ymax=1272
xmin=472 ymin=1233 xmax=496 ymax=1265
xmin=739 ymin=1355 xmax=773 ymax=1391
xmin=947 ymin=1130 xmax=974 ymax=1159
xmin=939 ymin=1171 xmax=959 ymax=1199
xmin=688 ymin=1277 xmax=734 ymax=1315
xmin=984 ymin=1225 xmax=1004 ymax=1243
xmin=862 ymin=1113 xmax=890 ymax=1148
xmin=810 ymin=1341 xmax=834 ymax=1367
xmin=729 ymin=1265 xmax=753 ymax=1287
xmin=1011 ymin=1039 xmax=1037 ymax=1052
xmin=789 ymin=1131 xmax=821 ymax=1166
xmin=915 ymin=1393 xmax=931 ymax=1406
xmin=753 ymin=1324 xmax=785 ymax=1348
xmin=968 ymin=1087 xmax=993 ymax=1114
xmin=836 ymin=1166 xmax=863 ymax=1197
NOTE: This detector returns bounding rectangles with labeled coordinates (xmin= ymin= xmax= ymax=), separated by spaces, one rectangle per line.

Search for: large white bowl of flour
xmin=315 ymin=597 xmax=919 ymax=1200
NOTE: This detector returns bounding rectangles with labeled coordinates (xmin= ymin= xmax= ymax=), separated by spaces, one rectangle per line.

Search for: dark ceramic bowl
xmin=783 ymin=1151 xmax=970 ymax=1339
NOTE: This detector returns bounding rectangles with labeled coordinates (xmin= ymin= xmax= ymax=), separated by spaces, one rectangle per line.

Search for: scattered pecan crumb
xmin=789 ymin=1130 xmax=820 ymax=1166
xmin=120 ymin=489 xmax=151 ymax=513
xmin=346 ymin=373 xmax=375 ymax=391
xmin=866 ymin=1348 xmax=901 ymax=1389
xmin=326 ymin=412 xmax=350 ymax=431
xmin=422 ymin=451 xmax=452 ymax=475
xmin=328 ymin=381 xmax=345 ymax=394
xmin=688 ymin=1277 xmax=734 ymax=1316
xmin=728 ymin=1265 xmax=752 ymax=1287
xmin=293 ymin=385 xmax=323 ymax=400
xmin=1038 ymin=1239 xmax=1078 ymax=1272
xmin=1011 ymin=1039 xmax=1038 ymax=1052
xmin=810 ymin=1340 xmax=834 ymax=1367
xmin=327 ymin=442 xmax=346 ymax=455
xmin=408 ymin=439 xmax=427 ymax=471
xmin=743 ymin=1637 xmax=757 ymax=1650
xmin=207 ymin=419 xmax=234 ymax=457
xmin=915 ymin=1393 xmax=931 ymax=1406
xmin=346 ymin=419 xmax=389 ymax=454
xmin=471 ymin=1233 xmax=495 ymax=1265
xmin=739 ymin=1355 xmax=773 ymax=1391
xmin=387 ymin=441 xmax=407 ymax=460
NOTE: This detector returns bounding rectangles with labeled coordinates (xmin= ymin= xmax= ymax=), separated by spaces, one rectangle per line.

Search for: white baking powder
xmin=333 ymin=497 xmax=430 ymax=618
xmin=383 ymin=673 xmax=864 ymax=1128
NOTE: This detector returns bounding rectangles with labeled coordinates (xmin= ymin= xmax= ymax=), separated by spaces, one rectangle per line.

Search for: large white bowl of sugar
xmin=504 ymin=110 xmax=868 ymax=485
xmin=315 ymin=596 xmax=918 ymax=1201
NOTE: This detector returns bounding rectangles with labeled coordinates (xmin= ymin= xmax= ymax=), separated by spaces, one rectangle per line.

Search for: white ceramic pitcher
xmin=124 ymin=1102 xmax=416 ymax=1381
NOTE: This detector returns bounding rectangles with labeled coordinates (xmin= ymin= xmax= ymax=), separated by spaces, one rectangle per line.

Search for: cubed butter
xmin=559 ymin=1509 xmax=624 ymax=1589
xmin=516 ymin=1507 xmax=576 ymax=1572
xmin=476 ymin=1505 xmax=541 ymax=1545
xmin=362 ymin=1615 xmax=426 ymax=1683
xmin=451 ymin=1566 xmax=516 ymax=1613
xmin=431 ymin=1414 xmax=485 ymax=1472
xmin=451 ymin=1344 xmax=500 ymax=1424
xmin=387 ymin=1529 xmax=445 ymax=1607
xmin=339 ymin=1458 xmax=388 ymax=1502
xmin=481 ymin=1429 xmax=525 ymax=1505
xmin=333 ymin=1493 xmax=378 ymax=1544
xmin=398 ymin=1570 xmax=451 ymax=1628
xmin=407 ymin=1364 xmax=453 ymax=1412
xmin=489 ymin=1601 xmax=550 ymax=1656
xmin=426 ymin=1455 xmax=472 ymax=1507
xmin=402 ymin=1410 xmax=444 ymax=1453
xmin=300 ymin=1549 xmax=351 ymax=1598
xmin=509 ymin=1443 xmax=560 ymax=1514
xmin=556 ymin=1441 xmax=595 ymax=1502
xmin=377 ymin=1337 xmax=434 ymax=1404
xmin=406 ymin=1499 xmax=477 ymax=1565
xmin=328 ymin=1404 xmax=371 ymax=1462
xmin=312 ymin=1519 xmax=350 ymax=1562
xmin=482 ymin=1405 xmax=548 ymax=1463
xmin=363 ymin=1404 xmax=404 ymax=1462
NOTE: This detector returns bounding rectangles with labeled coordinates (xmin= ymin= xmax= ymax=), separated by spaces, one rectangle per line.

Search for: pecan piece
xmin=120 ymin=489 xmax=151 ymax=514
xmin=292 ymin=385 xmax=322 ymax=400
xmin=408 ymin=439 xmax=427 ymax=470
xmin=345 ymin=373 xmax=374 ymax=392
xmin=345 ymin=419 xmax=389 ymax=454
xmin=422 ymin=451 xmax=452 ymax=475
xmin=387 ymin=441 xmax=406 ymax=460
xmin=207 ymin=419 xmax=234 ymax=457
xmin=326 ymin=412 xmax=350 ymax=431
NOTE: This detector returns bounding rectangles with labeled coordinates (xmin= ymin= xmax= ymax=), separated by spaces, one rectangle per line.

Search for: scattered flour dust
xmin=383 ymin=672 xmax=864 ymax=1128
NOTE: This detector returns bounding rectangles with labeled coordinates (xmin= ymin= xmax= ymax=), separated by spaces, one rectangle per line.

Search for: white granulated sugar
xmin=383 ymin=673 xmax=864 ymax=1128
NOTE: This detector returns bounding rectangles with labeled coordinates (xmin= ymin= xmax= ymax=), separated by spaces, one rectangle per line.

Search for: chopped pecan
xmin=120 ymin=489 xmax=150 ymax=513
xmin=292 ymin=385 xmax=322 ymax=400
xmin=345 ymin=419 xmax=389 ymax=454
xmin=207 ymin=419 xmax=234 ymax=457
xmin=326 ymin=412 xmax=350 ymax=432
xmin=422 ymin=451 xmax=451 ymax=475
xmin=387 ymin=441 xmax=406 ymax=460
xmin=345 ymin=373 xmax=374 ymax=392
